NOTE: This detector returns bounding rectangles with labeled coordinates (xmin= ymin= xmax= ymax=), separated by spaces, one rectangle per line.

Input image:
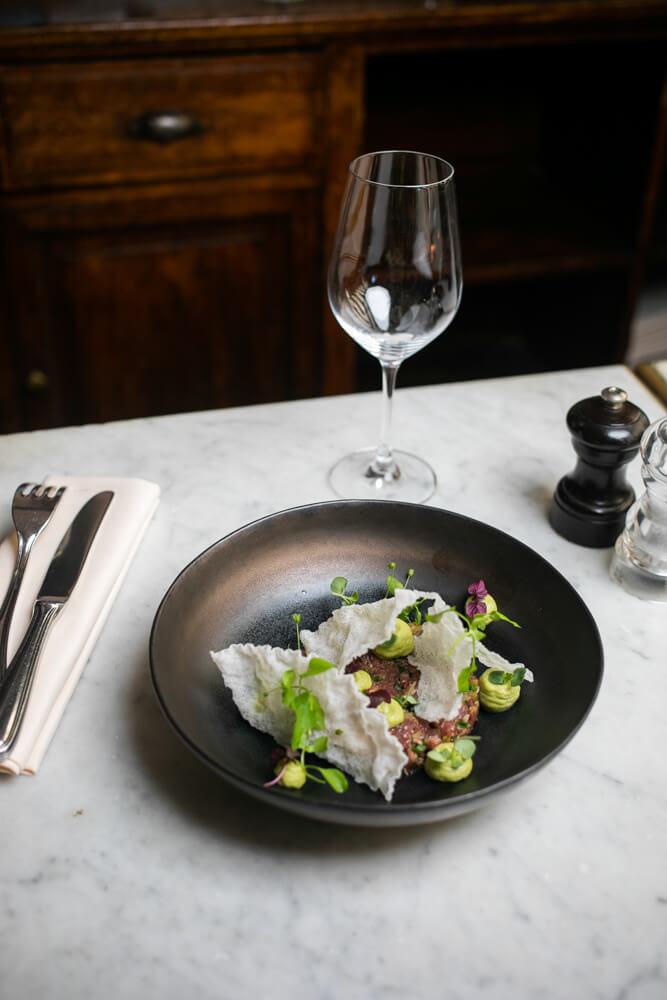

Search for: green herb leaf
xmin=307 ymin=734 xmax=328 ymax=754
xmin=454 ymin=738 xmax=477 ymax=760
xmin=511 ymin=667 xmax=526 ymax=687
xmin=426 ymin=749 xmax=449 ymax=764
xmin=488 ymin=669 xmax=507 ymax=686
xmin=386 ymin=574 xmax=404 ymax=597
xmin=425 ymin=609 xmax=448 ymax=624
xmin=301 ymin=657 xmax=337 ymax=678
xmin=413 ymin=742 xmax=427 ymax=753
xmin=330 ymin=576 xmax=347 ymax=595
xmin=394 ymin=692 xmax=417 ymax=709
xmin=398 ymin=598 xmax=425 ymax=622
xmin=487 ymin=610 xmax=521 ymax=629
xmin=280 ymin=669 xmax=297 ymax=706
xmin=468 ymin=623 xmax=488 ymax=642
xmin=313 ymin=768 xmax=349 ymax=793
xmin=304 ymin=770 xmax=327 ymax=785
xmin=291 ymin=691 xmax=324 ymax=750
xmin=457 ymin=664 xmax=476 ymax=693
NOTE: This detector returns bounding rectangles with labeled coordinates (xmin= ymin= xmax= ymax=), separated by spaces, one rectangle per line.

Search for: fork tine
xmin=15 ymin=483 xmax=35 ymax=497
xmin=54 ymin=487 xmax=66 ymax=498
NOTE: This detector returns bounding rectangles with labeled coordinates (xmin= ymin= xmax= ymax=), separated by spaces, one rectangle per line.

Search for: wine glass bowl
xmin=327 ymin=150 xmax=462 ymax=501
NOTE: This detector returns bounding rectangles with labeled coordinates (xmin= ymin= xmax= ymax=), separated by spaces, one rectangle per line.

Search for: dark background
xmin=0 ymin=0 xmax=665 ymax=431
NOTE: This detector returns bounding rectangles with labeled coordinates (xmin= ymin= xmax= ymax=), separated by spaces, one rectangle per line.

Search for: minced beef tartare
xmin=345 ymin=650 xmax=480 ymax=771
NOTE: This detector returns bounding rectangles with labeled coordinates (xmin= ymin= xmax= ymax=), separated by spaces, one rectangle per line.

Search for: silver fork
xmin=0 ymin=483 xmax=66 ymax=679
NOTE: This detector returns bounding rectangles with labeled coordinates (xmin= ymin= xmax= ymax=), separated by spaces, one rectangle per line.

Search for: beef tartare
xmin=345 ymin=650 xmax=480 ymax=770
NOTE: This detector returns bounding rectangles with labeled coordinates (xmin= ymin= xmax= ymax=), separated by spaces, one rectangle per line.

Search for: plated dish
xmin=150 ymin=501 xmax=604 ymax=827
xmin=211 ymin=571 xmax=532 ymax=801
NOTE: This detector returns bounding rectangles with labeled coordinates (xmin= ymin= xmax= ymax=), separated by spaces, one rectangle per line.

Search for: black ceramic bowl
xmin=149 ymin=500 xmax=603 ymax=827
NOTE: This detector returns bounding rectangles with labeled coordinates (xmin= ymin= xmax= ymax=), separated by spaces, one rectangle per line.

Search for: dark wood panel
xmin=2 ymin=53 xmax=324 ymax=189
xmin=1 ymin=1 xmax=666 ymax=61
xmin=3 ymin=179 xmax=322 ymax=428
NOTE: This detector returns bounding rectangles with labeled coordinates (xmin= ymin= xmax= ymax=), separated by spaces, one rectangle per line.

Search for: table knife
xmin=0 ymin=491 xmax=114 ymax=757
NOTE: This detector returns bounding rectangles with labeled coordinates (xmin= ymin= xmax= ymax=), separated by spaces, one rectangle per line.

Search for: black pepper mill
xmin=549 ymin=386 xmax=650 ymax=548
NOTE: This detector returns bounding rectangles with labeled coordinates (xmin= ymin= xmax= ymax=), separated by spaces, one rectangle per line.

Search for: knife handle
xmin=0 ymin=600 xmax=61 ymax=756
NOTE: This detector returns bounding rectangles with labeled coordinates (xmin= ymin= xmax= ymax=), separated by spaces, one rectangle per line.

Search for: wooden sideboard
xmin=0 ymin=1 xmax=666 ymax=431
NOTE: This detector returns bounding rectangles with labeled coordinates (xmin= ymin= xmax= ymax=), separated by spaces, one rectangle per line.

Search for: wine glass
xmin=327 ymin=150 xmax=462 ymax=502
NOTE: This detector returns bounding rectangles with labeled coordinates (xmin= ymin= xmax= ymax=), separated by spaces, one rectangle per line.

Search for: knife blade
xmin=0 ymin=490 xmax=114 ymax=756
xmin=39 ymin=491 xmax=114 ymax=601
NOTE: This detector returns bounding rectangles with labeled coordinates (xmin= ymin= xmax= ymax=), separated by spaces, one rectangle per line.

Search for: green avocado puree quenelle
xmin=424 ymin=738 xmax=478 ymax=782
xmin=373 ymin=617 xmax=414 ymax=659
xmin=479 ymin=666 xmax=526 ymax=712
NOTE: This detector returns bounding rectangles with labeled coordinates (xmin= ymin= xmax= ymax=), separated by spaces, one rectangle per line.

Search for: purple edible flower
xmin=465 ymin=580 xmax=489 ymax=618
xmin=465 ymin=598 xmax=487 ymax=617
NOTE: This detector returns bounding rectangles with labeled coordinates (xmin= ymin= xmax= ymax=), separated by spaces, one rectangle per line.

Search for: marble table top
xmin=1 ymin=364 xmax=665 ymax=1000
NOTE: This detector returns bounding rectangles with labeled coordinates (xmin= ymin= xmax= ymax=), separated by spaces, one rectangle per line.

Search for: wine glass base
xmin=327 ymin=448 xmax=437 ymax=503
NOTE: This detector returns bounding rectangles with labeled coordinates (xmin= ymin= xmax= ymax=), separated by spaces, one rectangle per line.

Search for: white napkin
xmin=0 ymin=476 xmax=159 ymax=775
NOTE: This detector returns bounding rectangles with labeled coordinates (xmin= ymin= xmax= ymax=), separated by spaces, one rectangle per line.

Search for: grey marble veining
xmin=0 ymin=365 xmax=666 ymax=1000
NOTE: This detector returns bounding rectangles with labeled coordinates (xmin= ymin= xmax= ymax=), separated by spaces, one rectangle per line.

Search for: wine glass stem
xmin=372 ymin=360 xmax=400 ymax=475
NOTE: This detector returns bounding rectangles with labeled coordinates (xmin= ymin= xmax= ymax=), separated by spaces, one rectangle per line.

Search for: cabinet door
xmin=2 ymin=177 xmax=321 ymax=429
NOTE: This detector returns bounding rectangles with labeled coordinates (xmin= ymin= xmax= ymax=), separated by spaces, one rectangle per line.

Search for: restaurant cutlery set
xmin=0 ymin=484 xmax=114 ymax=757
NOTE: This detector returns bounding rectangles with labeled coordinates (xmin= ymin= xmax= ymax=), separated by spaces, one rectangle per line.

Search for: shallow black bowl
xmin=149 ymin=500 xmax=603 ymax=827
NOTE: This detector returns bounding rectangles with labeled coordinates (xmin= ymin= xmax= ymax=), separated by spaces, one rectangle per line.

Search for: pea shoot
xmin=488 ymin=667 xmax=526 ymax=687
xmin=446 ymin=583 xmax=521 ymax=695
xmin=385 ymin=562 xmax=415 ymax=598
xmin=330 ymin=576 xmax=359 ymax=605
xmin=292 ymin=612 xmax=302 ymax=651
xmin=265 ymin=627 xmax=349 ymax=795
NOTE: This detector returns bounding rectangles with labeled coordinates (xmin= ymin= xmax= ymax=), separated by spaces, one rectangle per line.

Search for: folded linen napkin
xmin=0 ymin=475 xmax=159 ymax=775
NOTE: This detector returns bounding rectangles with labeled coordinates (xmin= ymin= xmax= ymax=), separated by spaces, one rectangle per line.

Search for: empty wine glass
xmin=327 ymin=150 xmax=462 ymax=502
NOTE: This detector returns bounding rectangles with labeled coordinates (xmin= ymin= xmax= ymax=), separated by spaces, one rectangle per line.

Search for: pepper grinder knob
xmin=549 ymin=385 xmax=650 ymax=547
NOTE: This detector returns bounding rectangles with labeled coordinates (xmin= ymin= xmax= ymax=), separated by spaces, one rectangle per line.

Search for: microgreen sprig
xmin=385 ymin=562 xmax=415 ymax=598
xmin=268 ymin=644 xmax=349 ymax=795
xmin=292 ymin=612 xmax=301 ymax=651
xmin=447 ymin=583 xmax=521 ymax=694
xmin=426 ymin=736 xmax=480 ymax=770
xmin=330 ymin=576 xmax=359 ymax=605
xmin=488 ymin=667 xmax=526 ymax=688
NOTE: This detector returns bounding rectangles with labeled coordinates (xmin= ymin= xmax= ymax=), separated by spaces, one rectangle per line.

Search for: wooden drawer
xmin=1 ymin=54 xmax=324 ymax=189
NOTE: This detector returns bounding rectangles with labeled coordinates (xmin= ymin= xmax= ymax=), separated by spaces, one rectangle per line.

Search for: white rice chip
xmin=307 ymin=670 xmax=407 ymax=801
xmin=302 ymin=588 xmax=468 ymax=722
xmin=477 ymin=643 xmax=533 ymax=683
xmin=410 ymin=606 xmax=470 ymax=722
xmin=301 ymin=588 xmax=442 ymax=668
xmin=412 ymin=614 xmax=533 ymax=721
xmin=210 ymin=643 xmax=407 ymax=801
xmin=210 ymin=644 xmax=299 ymax=747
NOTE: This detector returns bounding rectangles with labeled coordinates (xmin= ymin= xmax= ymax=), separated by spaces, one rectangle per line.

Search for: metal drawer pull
xmin=127 ymin=111 xmax=204 ymax=144
xmin=25 ymin=370 xmax=49 ymax=392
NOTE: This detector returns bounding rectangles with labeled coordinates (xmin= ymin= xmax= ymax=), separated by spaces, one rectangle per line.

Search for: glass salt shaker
xmin=610 ymin=415 xmax=667 ymax=602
